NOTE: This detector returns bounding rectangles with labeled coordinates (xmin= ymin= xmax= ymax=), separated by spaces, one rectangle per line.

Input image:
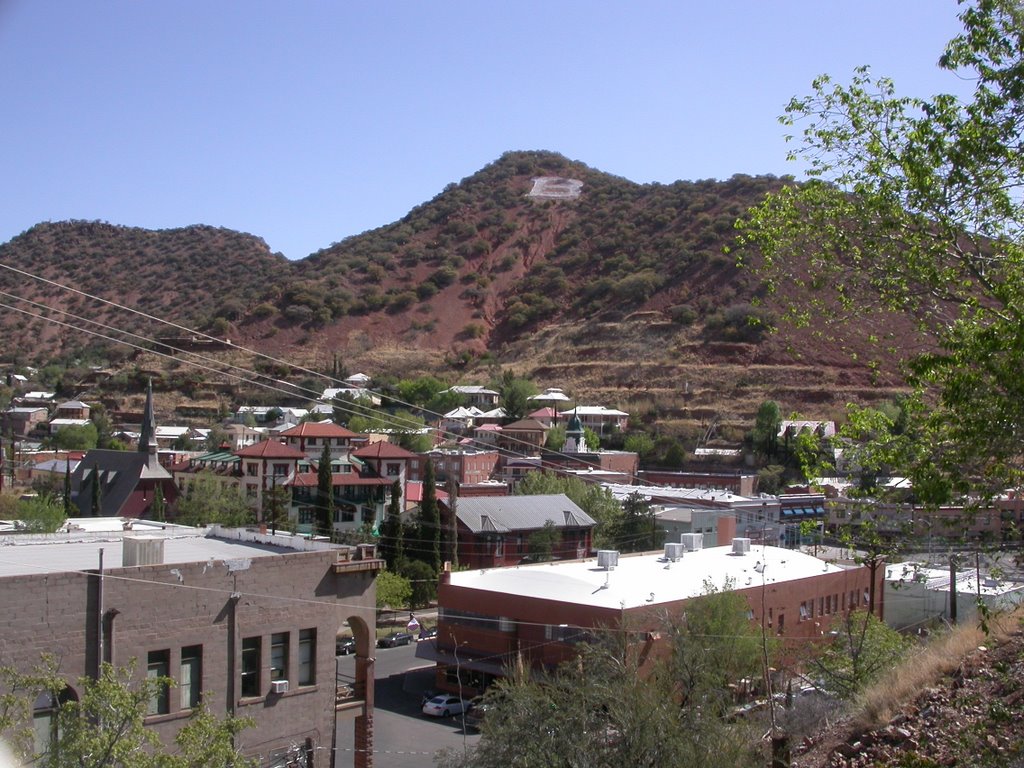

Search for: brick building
xmin=423 ymin=536 xmax=882 ymax=698
xmin=444 ymin=494 xmax=595 ymax=569
xmin=0 ymin=525 xmax=382 ymax=768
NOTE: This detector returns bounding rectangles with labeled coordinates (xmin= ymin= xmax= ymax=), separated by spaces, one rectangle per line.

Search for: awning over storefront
xmin=413 ymin=640 xmax=507 ymax=676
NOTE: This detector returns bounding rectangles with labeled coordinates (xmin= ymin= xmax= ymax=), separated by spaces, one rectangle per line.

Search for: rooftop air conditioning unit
xmin=596 ymin=550 xmax=619 ymax=569
xmin=664 ymin=543 xmax=684 ymax=561
xmin=732 ymin=538 xmax=752 ymax=555
xmin=270 ymin=680 xmax=289 ymax=694
xmin=679 ymin=533 xmax=703 ymax=552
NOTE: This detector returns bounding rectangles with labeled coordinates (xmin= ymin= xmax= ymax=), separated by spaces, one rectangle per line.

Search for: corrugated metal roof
xmin=456 ymin=494 xmax=595 ymax=534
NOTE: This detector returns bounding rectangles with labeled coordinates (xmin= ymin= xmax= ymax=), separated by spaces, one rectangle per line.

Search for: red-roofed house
xmin=279 ymin=441 xmax=420 ymax=536
xmin=236 ymin=439 xmax=307 ymax=511
xmin=279 ymin=421 xmax=367 ymax=459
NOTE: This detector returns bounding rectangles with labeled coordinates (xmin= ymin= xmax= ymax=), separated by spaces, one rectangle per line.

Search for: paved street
xmin=333 ymin=643 xmax=481 ymax=768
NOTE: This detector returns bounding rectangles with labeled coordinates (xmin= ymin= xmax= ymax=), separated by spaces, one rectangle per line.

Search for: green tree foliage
xmin=89 ymin=404 xmax=116 ymax=449
xmin=614 ymin=491 xmax=663 ymax=553
xmin=544 ymin=424 xmax=566 ymax=451
xmin=527 ymin=520 xmax=560 ymax=562
xmin=317 ymin=443 xmax=334 ymax=538
xmin=332 ymin=393 xmax=378 ymax=429
xmin=623 ymin=432 xmax=655 ymax=460
xmin=751 ymin=400 xmax=781 ymax=459
xmin=514 ymin=472 xmax=623 ymax=549
xmin=439 ymin=588 xmax=765 ymax=768
xmin=51 ymin=422 xmax=98 ymax=451
xmin=495 ymin=371 xmax=536 ymax=422
xmin=0 ymin=657 xmax=255 ymax=768
xmin=174 ymin=473 xmax=253 ymax=528
xmin=15 ymin=494 xmax=65 ymax=533
xmin=378 ymin=479 xmax=405 ymax=569
xmin=261 ymin=480 xmax=288 ymax=534
xmin=810 ymin=609 xmax=911 ymax=700
xmin=756 ymin=464 xmax=785 ymax=495
xmin=375 ymin=569 xmax=413 ymax=611
xmin=413 ymin=459 xmax=441 ymax=573
xmin=666 ymin=581 xmax=769 ymax=714
xmin=737 ymin=1 xmax=1024 ymax=499
xmin=398 ymin=558 xmax=437 ymax=609
xmin=204 ymin=424 xmax=231 ymax=451
xmin=149 ymin=484 xmax=165 ymax=523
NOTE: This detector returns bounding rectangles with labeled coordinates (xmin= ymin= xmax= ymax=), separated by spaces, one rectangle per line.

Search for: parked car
xmin=377 ymin=631 xmax=413 ymax=648
xmin=335 ymin=637 xmax=356 ymax=655
xmin=463 ymin=697 xmax=490 ymax=730
xmin=418 ymin=627 xmax=437 ymax=641
xmin=422 ymin=695 xmax=468 ymax=718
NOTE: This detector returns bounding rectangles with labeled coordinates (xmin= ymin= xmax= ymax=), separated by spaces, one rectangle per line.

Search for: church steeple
xmin=137 ymin=379 xmax=171 ymax=481
xmin=138 ymin=379 xmax=159 ymax=461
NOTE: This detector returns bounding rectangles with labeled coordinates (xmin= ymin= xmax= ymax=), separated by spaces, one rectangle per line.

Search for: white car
xmin=422 ymin=695 xmax=467 ymax=718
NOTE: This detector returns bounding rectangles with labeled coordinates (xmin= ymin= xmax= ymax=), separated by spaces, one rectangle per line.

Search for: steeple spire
xmin=138 ymin=379 xmax=158 ymax=459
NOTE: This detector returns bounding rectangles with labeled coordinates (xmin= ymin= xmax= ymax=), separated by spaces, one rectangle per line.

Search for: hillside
xmin=0 ymin=151 xmax=928 ymax=437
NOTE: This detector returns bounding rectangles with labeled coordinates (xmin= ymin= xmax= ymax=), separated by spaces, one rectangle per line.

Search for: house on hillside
xmin=55 ymin=400 xmax=91 ymax=420
xmin=3 ymin=406 xmax=48 ymax=437
xmin=558 ymin=405 xmax=629 ymax=435
xmin=444 ymin=385 xmax=500 ymax=409
xmin=496 ymin=418 xmax=549 ymax=455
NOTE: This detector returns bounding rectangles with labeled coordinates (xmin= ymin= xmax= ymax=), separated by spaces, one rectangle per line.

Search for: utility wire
xmin=0 ymin=262 xmax=676 ymax=486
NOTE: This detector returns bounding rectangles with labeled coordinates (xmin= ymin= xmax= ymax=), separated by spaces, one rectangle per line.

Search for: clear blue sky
xmin=0 ymin=1 xmax=972 ymax=260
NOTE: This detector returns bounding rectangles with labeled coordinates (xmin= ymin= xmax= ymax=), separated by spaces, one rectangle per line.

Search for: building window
xmin=273 ymin=463 xmax=288 ymax=476
xmin=386 ymin=463 xmax=400 ymax=476
xmin=307 ymin=438 xmax=317 ymax=446
xmin=33 ymin=687 xmax=75 ymax=757
xmin=246 ymin=462 xmax=258 ymax=476
xmin=180 ymin=646 xmax=202 ymax=710
xmin=271 ymin=633 xmax=289 ymax=682
xmin=147 ymin=650 xmax=170 ymax=715
xmin=776 ymin=613 xmax=785 ymax=635
xmin=246 ymin=485 xmax=258 ymax=498
xmin=241 ymin=637 xmax=261 ymax=697
xmin=298 ymin=629 xmax=316 ymax=686
xmin=799 ymin=602 xmax=809 ymax=621
xmin=299 ymin=508 xmax=314 ymax=525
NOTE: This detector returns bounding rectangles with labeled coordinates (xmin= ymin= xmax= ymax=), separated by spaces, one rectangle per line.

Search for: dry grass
xmin=852 ymin=606 xmax=1024 ymax=730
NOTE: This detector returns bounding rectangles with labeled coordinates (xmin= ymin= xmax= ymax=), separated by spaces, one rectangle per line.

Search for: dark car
xmin=336 ymin=637 xmax=356 ymax=655
xmin=377 ymin=631 xmax=414 ymax=648
xmin=464 ymin=697 xmax=489 ymax=730
xmin=418 ymin=627 xmax=438 ymax=641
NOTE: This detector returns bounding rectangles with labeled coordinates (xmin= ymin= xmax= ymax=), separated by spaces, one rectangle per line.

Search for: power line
xmin=0 ymin=262 xmax=675 ymax=487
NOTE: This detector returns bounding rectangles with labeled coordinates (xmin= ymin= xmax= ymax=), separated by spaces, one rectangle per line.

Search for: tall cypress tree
xmin=63 ymin=457 xmax=73 ymax=517
xmin=379 ymin=478 xmax=405 ymax=569
xmin=90 ymin=464 xmax=102 ymax=517
xmin=417 ymin=459 xmax=440 ymax=573
xmin=150 ymin=484 xmax=165 ymax=522
xmin=317 ymin=443 xmax=334 ymax=538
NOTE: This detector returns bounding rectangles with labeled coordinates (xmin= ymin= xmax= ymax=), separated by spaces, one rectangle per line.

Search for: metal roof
xmin=456 ymin=494 xmax=595 ymax=534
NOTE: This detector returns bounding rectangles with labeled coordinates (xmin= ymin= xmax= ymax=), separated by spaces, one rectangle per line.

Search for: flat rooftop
xmin=449 ymin=543 xmax=848 ymax=610
xmin=0 ymin=525 xmax=338 ymax=579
